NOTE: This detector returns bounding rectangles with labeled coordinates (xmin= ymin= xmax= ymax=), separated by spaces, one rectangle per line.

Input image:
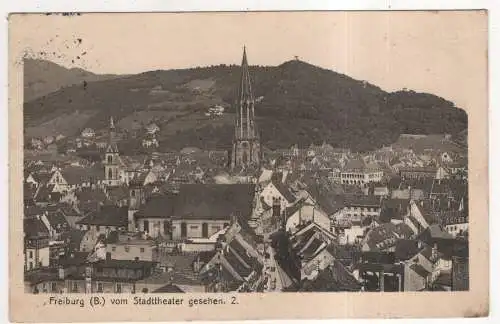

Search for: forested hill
xmin=24 ymin=59 xmax=468 ymax=152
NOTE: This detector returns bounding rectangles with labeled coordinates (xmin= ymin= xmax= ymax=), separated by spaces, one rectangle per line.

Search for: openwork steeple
xmin=231 ymin=47 xmax=261 ymax=171
xmin=235 ymin=46 xmax=257 ymax=140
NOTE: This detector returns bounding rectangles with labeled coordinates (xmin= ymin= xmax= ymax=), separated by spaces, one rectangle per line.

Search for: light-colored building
xmin=106 ymin=233 xmax=158 ymax=262
xmin=131 ymin=184 xmax=256 ymax=241
xmin=24 ymin=217 xmax=51 ymax=271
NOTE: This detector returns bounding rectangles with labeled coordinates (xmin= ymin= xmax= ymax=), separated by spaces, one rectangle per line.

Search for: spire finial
xmin=110 ymin=116 xmax=115 ymax=129
xmin=241 ymin=46 xmax=249 ymax=67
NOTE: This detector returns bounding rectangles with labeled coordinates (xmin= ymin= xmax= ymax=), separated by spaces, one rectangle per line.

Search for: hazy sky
xmin=12 ymin=11 xmax=487 ymax=110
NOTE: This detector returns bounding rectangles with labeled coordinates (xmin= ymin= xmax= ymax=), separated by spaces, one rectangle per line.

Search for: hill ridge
xmin=24 ymin=58 xmax=467 ymax=153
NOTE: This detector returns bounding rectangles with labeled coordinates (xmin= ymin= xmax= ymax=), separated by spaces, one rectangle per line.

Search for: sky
xmin=10 ymin=11 xmax=487 ymax=111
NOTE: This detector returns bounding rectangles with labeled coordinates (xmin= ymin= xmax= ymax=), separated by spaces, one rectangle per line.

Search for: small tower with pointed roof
xmin=104 ymin=116 xmax=121 ymax=187
xmin=231 ymin=46 xmax=261 ymax=170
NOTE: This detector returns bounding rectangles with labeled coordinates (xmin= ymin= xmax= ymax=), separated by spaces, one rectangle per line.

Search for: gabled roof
xmin=45 ymin=210 xmax=70 ymax=229
xmin=24 ymin=218 xmax=50 ymax=238
xmin=153 ymin=284 xmax=185 ymax=293
xmin=364 ymin=223 xmax=414 ymax=251
xmin=439 ymin=210 xmax=468 ymax=226
xmin=31 ymin=172 xmax=52 ymax=184
xmin=379 ymin=198 xmax=409 ymax=222
xmin=24 ymin=183 xmax=37 ymax=201
xmin=58 ymin=203 xmax=81 ymax=217
xmin=24 ymin=205 xmax=43 ymax=218
xmin=271 ymin=180 xmax=296 ymax=203
xmin=76 ymin=188 xmax=108 ymax=203
xmin=419 ymin=224 xmax=454 ymax=241
xmin=344 ymin=195 xmax=381 ymax=208
xmin=344 ymin=159 xmax=366 ymax=171
xmin=301 ymin=260 xmax=362 ymax=292
xmin=410 ymin=263 xmax=430 ymax=278
xmin=60 ymin=229 xmax=86 ymax=252
xmin=174 ymin=184 xmax=255 ymax=221
xmin=434 ymin=270 xmax=452 ymax=287
xmin=61 ymin=166 xmax=103 ymax=185
xmin=58 ymin=251 xmax=90 ymax=267
xmin=76 ymin=205 xmax=128 ymax=227
xmin=136 ymin=193 xmax=176 ymax=219
xmin=395 ymin=239 xmax=421 ymax=261
xmin=107 ymin=186 xmax=129 ymax=202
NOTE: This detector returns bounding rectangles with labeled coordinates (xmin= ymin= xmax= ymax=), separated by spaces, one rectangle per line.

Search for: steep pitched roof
xmin=344 ymin=159 xmax=366 ymax=171
xmin=272 ymin=180 xmax=296 ymax=203
xmin=410 ymin=263 xmax=430 ymax=277
xmin=364 ymin=223 xmax=414 ymax=251
xmin=395 ymin=239 xmax=421 ymax=261
xmin=174 ymin=184 xmax=255 ymax=221
xmin=135 ymin=193 xmax=176 ymax=219
xmin=61 ymin=166 xmax=103 ymax=185
xmin=24 ymin=183 xmax=37 ymax=201
xmin=60 ymin=229 xmax=87 ymax=252
xmin=45 ymin=210 xmax=70 ymax=229
xmin=153 ymin=284 xmax=185 ymax=293
xmin=24 ymin=218 xmax=50 ymax=238
xmin=344 ymin=195 xmax=381 ymax=208
xmin=301 ymin=260 xmax=362 ymax=292
xmin=76 ymin=188 xmax=108 ymax=203
xmin=24 ymin=205 xmax=43 ymax=218
xmin=76 ymin=205 xmax=128 ymax=227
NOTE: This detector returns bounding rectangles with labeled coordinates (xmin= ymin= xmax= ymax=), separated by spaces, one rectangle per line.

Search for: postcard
xmin=8 ymin=11 xmax=489 ymax=322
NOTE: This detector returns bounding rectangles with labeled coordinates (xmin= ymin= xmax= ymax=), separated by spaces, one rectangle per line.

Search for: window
xmin=51 ymin=282 xmax=57 ymax=292
xmin=97 ymin=282 xmax=103 ymax=293
xmin=116 ymin=283 xmax=122 ymax=293
xmin=28 ymin=251 xmax=33 ymax=259
xmin=96 ymin=225 xmax=100 ymax=232
xmin=202 ymin=223 xmax=209 ymax=238
xmin=107 ymin=155 xmax=112 ymax=164
xmin=181 ymin=223 xmax=187 ymax=238
xmin=140 ymin=248 xmax=145 ymax=253
xmin=111 ymin=246 xmax=116 ymax=252
xmin=72 ymin=282 xmax=78 ymax=293
xmin=143 ymin=220 xmax=149 ymax=232
xmin=190 ymin=225 xmax=199 ymax=229
xmin=29 ymin=262 xmax=33 ymax=270
xmin=124 ymin=246 xmax=130 ymax=252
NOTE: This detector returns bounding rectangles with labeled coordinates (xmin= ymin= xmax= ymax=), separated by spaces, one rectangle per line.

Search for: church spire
xmin=235 ymin=46 xmax=256 ymax=140
xmin=238 ymin=46 xmax=254 ymax=105
xmin=231 ymin=47 xmax=261 ymax=171
xmin=107 ymin=116 xmax=118 ymax=153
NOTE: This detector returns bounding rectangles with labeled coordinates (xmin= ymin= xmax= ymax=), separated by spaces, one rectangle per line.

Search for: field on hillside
xmin=25 ymin=110 xmax=98 ymax=138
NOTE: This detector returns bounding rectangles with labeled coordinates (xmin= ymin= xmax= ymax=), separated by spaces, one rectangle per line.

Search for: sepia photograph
xmin=8 ymin=10 xmax=489 ymax=321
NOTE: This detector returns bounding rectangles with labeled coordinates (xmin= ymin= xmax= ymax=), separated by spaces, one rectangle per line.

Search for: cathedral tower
xmin=104 ymin=117 xmax=121 ymax=186
xmin=231 ymin=46 xmax=261 ymax=170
